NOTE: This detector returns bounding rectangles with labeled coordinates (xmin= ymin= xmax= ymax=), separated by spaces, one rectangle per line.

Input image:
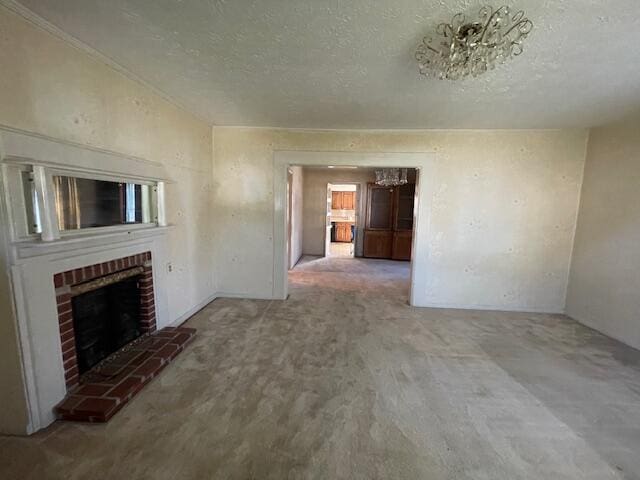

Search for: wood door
xmin=394 ymin=183 xmax=415 ymax=231
xmin=331 ymin=191 xmax=343 ymax=210
xmin=366 ymin=185 xmax=394 ymax=230
xmin=364 ymin=184 xmax=394 ymax=258
xmin=363 ymin=230 xmax=393 ymax=258
xmin=392 ymin=230 xmax=413 ymax=261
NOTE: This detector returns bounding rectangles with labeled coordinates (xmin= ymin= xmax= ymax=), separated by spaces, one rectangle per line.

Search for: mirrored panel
xmin=52 ymin=175 xmax=154 ymax=231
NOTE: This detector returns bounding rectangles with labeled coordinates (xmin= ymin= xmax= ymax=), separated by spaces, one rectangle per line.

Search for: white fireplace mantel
xmin=0 ymin=126 xmax=173 ymax=433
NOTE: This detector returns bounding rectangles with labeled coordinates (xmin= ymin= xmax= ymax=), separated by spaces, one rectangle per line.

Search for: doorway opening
xmin=327 ymin=183 xmax=357 ymax=258
xmin=274 ymin=151 xmax=434 ymax=306
xmin=284 ymin=162 xmax=420 ymax=304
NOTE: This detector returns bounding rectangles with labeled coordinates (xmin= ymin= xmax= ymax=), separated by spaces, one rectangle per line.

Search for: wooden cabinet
xmin=394 ymin=183 xmax=415 ymax=231
xmin=342 ymin=191 xmax=355 ymax=210
xmin=363 ymin=230 xmax=393 ymax=258
xmin=331 ymin=191 xmax=355 ymax=210
xmin=391 ymin=231 xmax=413 ymax=261
xmin=334 ymin=222 xmax=353 ymax=243
xmin=366 ymin=186 xmax=394 ymax=229
xmin=331 ymin=191 xmax=341 ymax=209
xmin=364 ymin=183 xmax=415 ymax=261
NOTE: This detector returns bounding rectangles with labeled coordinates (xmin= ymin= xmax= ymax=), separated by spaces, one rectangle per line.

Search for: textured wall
xmin=566 ymin=114 xmax=640 ymax=350
xmin=213 ymin=127 xmax=588 ymax=309
xmin=302 ymin=168 xmax=376 ymax=257
xmin=289 ymin=166 xmax=304 ymax=268
xmin=0 ymin=6 xmax=215 ymax=433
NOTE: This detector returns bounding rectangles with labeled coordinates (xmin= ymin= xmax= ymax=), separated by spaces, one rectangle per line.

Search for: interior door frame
xmin=273 ymin=151 xmax=436 ymax=306
xmin=326 ymin=182 xmax=360 ymax=258
xmin=286 ymin=168 xmax=293 ymax=269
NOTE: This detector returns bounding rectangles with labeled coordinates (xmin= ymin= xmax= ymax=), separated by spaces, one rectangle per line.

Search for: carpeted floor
xmin=2 ymin=256 xmax=640 ymax=479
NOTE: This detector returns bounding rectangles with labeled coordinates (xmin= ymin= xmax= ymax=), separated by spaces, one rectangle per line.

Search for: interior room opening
xmin=327 ymin=183 xmax=357 ymax=258
xmin=286 ymin=165 xmax=418 ymax=303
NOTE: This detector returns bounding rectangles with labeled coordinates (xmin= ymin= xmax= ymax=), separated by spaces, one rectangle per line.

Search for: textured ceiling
xmin=12 ymin=0 xmax=640 ymax=129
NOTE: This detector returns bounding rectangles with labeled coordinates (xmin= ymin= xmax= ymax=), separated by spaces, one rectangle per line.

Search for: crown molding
xmin=0 ymin=0 xmax=213 ymax=126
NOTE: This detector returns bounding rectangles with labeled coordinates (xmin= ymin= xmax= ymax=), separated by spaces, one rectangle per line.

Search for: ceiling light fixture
xmin=415 ymin=5 xmax=533 ymax=80
xmin=375 ymin=169 xmax=408 ymax=187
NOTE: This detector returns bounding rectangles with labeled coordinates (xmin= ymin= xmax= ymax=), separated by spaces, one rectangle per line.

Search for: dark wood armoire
xmin=363 ymin=182 xmax=415 ymax=261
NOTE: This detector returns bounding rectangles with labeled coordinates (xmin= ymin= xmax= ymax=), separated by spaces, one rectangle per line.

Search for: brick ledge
xmin=54 ymin=326 xmax=196 ymax=423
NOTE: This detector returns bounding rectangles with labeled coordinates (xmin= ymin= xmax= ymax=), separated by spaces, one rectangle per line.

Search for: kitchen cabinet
xmin=331 ymin=191 xmax=355 ymax=210
xmin=334 ymin=222 xmax=353 ymax=243
xmin=342 ymin=191 xmax=355 ymax=210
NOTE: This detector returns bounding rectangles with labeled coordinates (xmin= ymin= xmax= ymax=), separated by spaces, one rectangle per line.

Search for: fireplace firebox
xmin=72 ymin=275 xmax=142 ymax=374
xmin=55 ymin=252 xmax=156 ymax=387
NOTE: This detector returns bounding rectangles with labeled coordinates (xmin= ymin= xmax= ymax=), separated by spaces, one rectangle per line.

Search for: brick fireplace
xmin=51 ymin=251 xmax=196 ymax=423
xmin=54 ymin=252 xmax=156 ymax=388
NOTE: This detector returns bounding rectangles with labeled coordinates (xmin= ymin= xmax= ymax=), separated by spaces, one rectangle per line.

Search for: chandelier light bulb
xmin=375 ymin=169 xmax=408 ymax=187
xmin=415 ymin=5 xmax=533 ymax=80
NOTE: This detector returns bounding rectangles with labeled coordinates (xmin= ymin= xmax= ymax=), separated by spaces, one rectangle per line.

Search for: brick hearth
xmin=54 ymin=327 xmax=196 ymax=423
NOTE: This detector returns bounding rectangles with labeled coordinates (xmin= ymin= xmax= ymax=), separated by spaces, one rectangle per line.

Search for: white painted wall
xmin=213 ymin=127 xmax=588 ymax=311
xmin=289 ymin=166 xmax=304 ymax=268
xmin=302 ymin=168 xmax=376 ymax=257
xmin=0 ymin=5 xmax=215 ymax=434
xmin=566 ymin=113 xmax=640 ymax=350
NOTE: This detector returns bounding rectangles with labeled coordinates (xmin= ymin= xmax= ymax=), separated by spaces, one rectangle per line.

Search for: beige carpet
xmin=2 ymin=256 xmax=640 ymax=479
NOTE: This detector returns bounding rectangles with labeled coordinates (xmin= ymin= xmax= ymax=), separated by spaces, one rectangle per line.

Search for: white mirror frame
xmin=1 ymin=162 xmax=166 ymax=243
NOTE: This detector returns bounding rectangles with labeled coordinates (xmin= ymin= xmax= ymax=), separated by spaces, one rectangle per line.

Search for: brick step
xmin=54 ymin=326 xmax=196 ymax=423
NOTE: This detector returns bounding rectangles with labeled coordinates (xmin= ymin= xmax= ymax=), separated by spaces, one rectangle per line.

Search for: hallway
xmin=2 ymin=257 xmax=640 ymax=479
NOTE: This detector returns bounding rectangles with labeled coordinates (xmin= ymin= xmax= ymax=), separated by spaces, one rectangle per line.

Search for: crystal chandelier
xmin=415 ymin=5 xmax=533 ymax=80
xmin=375 ymin=168 xmax=408 ymax=187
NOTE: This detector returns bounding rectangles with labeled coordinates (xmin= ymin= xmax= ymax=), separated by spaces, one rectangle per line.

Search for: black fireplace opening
xmin=72 ymin=276 xmax=142 ymax=374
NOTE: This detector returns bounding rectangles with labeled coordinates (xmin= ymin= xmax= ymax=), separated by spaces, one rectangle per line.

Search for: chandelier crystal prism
xmin=415 ymin=5 xmax=533 ymax=80
xmin=375 ymin=168 xmax=408 ymax=187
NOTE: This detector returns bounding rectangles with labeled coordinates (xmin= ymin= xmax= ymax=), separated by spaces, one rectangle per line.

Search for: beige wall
xmin=289 ymin=166 xmax=304 ymax=268
xmin=0 ymin=6 xmax=215 ymax=434
xmin=566 ymin=114 xmax=640 ymax=350
xmin=213 ymin=127 xmax=588 ymax=310
xmin=302 ymin=168 xmax=376 ymax=256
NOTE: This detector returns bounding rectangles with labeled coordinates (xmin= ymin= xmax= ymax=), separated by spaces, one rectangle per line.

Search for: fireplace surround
xmin=0 ymin=127 xmax=178 ymax=433
xmin=55 ymin=252 xmax=156 ymax=388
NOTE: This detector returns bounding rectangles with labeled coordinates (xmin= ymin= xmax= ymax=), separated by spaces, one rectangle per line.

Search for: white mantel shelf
xmin=11 ymin=226 xmax=172 ymax=262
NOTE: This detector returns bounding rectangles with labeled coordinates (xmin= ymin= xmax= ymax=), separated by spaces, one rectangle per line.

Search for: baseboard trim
xmin=215 ymin=292 xmax=279 ymax=301
xmin=565 ymin=311 xmax=640 ymax=351
xmin=412 ymin=301 xmax=565 ymax=315
xmin=169 ymin=293 xmax=218 ymax=327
